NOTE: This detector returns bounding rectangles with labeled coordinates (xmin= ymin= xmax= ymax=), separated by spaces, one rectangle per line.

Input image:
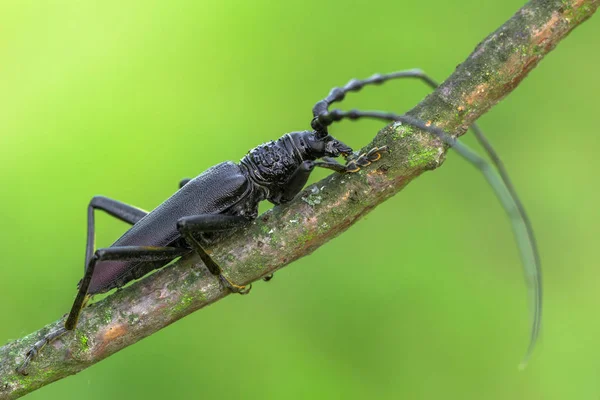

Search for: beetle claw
xmin=15 ymin=325 xmax=69 ymax=375
xmin=219 ymin=275 xmax=252 ymax=295
xmin=343 ymin=146 xmax=388 ymax=173
xmin=238 ymin=284 xmax=252 ymax=295
xmin=365 ymin=145 xmax=388 ymax=162
xmin=16 ymin=353 xmax=32 ymax=376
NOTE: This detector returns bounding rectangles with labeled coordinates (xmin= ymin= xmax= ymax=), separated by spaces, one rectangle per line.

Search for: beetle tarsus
xmin=365 ymin=145 xmax=388 ymax=161
xmin=263 ymin=274 xmax=274 ymax=282
xmin=345 ymin=145 xmax=388 ymax=172
xmin=219 ymin=275 xmax=252 ymax=295
xmin=16 ymin=325 xmax=69 ymax=376
xmin=318 ymin=145 xmax=388 ymax=174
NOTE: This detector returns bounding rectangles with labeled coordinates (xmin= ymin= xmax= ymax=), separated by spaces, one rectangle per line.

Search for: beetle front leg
xmin=316 ymin=146 xmax=388 ymax=174
xmin=277 ymin=146 xmax=388 ymax=204
xmin=332 ymin=146 xmax=388 ymax=173
xmin=177 ymin=214 xmax=252 ymax=295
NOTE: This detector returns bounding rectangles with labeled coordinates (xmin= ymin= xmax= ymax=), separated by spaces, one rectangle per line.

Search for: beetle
xmin=16 ymin=69 xmax=541 ymax=374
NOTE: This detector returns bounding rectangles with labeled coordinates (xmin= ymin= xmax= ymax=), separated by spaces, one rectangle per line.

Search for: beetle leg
xmin=277 ymin=161 xmax=319 ymax=203
xmin=344 ymin=145 xmax=389 ymax=171
xmin=85 ymin=196 xmax=149 ymax=271
xmin=69 ymin=246 xmax=191 ymax=328
xmin=17 ymin=196 xmax=153 ymax=374
xmin=16 ymin=245 xmax=189 ymax=375
xmin=313 ymin=146 xmax=389 ymax=174
xmin=277 ymin=146 xmax=388 ymax=203
xmin=16 ymin=326 xmax=69 ymax=375
xmin=177 ymin=215 xmax=252 ymax=295
xmin=88 ymin=196 xmax=148 ymax=225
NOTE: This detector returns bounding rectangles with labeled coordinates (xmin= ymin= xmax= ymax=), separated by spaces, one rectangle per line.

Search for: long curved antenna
xmin=311 ymin=70 xmax=542 ymax=366
xmin=469 ymin=124 xmax=542 ymax=368
xmin=311 ymin=72 xmax=539 ymax=262
xmin=313 ymin=107 xmax=541 ymax=367
xmin=311 ymin=70 xmax=437 ymax=138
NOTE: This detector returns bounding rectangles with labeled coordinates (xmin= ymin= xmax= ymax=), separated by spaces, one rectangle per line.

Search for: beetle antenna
xmin=311 ymin=69 xmax=438 ymax=138
xmin=312 ymin=70 xmax=541 ymax=280
xmin=311 ymin=71 xmax=542 ymax=365
xmin=315 ymin=107 xmax=542 ymax=367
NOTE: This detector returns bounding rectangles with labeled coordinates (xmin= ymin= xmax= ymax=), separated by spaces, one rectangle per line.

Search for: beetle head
xmin=307 ymin=133 xmax=353 ymax=159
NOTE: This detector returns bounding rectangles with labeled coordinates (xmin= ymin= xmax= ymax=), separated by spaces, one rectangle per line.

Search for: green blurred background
xmin=0 ymin=1 xmax=598 ymax=399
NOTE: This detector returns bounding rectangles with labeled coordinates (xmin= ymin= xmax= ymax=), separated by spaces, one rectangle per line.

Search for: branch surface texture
xmin=1 ymin=0 xmax=597 ymax=398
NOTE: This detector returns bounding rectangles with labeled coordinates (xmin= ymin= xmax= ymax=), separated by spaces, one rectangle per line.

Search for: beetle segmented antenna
xmin=311 ymin=69 xmax=438 ymax=137
xmin=311 ymin=72 xmax=542 ymax=366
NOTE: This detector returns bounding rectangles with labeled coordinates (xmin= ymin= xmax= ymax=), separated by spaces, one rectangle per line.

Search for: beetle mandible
xmin=16 ymin=69 xmax=541 ymax=374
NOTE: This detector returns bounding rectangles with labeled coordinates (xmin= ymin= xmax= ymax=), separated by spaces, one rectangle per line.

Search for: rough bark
xmin=1 ymin=0 xmax=597 ymax=398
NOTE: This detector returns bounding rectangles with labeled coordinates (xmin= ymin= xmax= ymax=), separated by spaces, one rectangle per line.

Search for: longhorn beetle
xmin=16 ymin=69 xmax=541 ymax=374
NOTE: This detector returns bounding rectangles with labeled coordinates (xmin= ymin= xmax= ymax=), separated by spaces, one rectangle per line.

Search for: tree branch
xmin=1 ymin=0 xmax=597 ymax=398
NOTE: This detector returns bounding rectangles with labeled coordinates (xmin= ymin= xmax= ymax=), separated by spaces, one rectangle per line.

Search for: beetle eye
xmin=325 ymin=140 xmax=339 ymax=154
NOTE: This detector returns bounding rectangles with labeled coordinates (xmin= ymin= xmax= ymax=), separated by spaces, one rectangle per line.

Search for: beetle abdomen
xmin=87 ymin=162 xmax=251 ymax=294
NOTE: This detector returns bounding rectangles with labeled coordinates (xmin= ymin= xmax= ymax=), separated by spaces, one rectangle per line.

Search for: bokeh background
xmin=0 ymin=1 xmax=598 ymax=399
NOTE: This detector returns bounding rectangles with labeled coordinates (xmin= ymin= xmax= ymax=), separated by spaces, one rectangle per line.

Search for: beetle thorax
xmin=240 ymin=132 xmax=314 ymax=192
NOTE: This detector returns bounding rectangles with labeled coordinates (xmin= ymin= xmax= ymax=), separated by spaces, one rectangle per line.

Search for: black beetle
xmin=16 ymin=69 xmax=541 ymax=374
